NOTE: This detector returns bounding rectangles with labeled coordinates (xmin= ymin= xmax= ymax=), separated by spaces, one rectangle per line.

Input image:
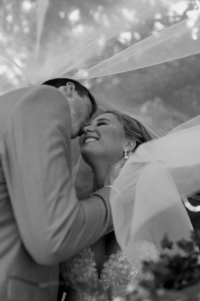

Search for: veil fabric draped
xmin=2 ymin=0 xmax=200 ymax=266
xmin=110 ymin=116 xmax=200 ymax=266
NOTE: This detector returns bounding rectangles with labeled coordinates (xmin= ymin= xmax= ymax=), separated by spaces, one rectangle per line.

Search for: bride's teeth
xmin=85 ymin=138 xmax=98 ymax=144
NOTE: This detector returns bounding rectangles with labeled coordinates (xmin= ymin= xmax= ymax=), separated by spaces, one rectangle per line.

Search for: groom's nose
xmin=78 ymin=126 xmax=84 ymax=136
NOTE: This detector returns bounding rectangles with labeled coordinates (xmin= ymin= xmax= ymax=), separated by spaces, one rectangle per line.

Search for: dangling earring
xmin=124 ymin=150 xmax=128 ymax=160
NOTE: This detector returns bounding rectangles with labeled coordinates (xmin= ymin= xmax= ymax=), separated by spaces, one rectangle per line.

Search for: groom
xmin=0 ymin=78 xmax=113 ymax=301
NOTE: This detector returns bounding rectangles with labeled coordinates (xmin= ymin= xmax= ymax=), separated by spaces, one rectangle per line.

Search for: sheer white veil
xmin=110 ymin=115 xmax=200 ymax=266
xmin=1 ymin=0 xmax=200 ymax=264
xmin=74 ymin=6 xmax=200 ymax=259
xmin=2 ymin=0 xmax=200 ymax=137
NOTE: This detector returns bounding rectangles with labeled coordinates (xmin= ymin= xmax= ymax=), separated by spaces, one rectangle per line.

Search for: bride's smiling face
xmin=80 ymin=113 xmax=125 ymax=167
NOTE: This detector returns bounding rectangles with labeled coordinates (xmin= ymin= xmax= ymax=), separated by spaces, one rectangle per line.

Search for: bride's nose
xmin=83 ymin=124 xmax=95 ymax=133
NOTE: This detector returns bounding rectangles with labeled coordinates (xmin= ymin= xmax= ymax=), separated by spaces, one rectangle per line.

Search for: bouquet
xmin=123 ymin=231 xmax=200 ymax=301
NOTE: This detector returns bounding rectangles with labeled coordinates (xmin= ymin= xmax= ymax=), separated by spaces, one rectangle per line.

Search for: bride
xmin=60 ymin=110 xmax=195 ymax=300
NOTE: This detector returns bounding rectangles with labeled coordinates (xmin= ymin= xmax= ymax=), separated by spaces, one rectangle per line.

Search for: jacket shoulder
xmin=24 ymin=85 xmax=66 ymax=103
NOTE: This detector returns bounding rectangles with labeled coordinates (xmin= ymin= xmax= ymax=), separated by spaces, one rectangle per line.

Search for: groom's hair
xmin=42 ymin=78 xmax=97 ymax=117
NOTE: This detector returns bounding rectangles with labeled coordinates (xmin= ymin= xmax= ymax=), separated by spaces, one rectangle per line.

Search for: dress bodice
xmin=60 ymin=241 xmax=159 ymax=301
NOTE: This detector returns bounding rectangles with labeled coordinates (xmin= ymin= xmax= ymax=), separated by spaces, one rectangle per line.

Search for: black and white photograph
xmin=1 ymin=1 xmax=200 ymax=300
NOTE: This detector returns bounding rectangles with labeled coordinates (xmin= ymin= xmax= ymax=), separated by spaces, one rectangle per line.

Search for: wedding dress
xmin=60 ymin=241 xmax=159 ymax=301
xmin=60 ymin=116 xmax=200 ymax=301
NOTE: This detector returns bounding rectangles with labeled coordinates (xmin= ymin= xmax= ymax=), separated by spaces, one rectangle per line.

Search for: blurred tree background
xmin=1 ymin=0 xmax=200 ymax=221
xmin=1 ymin=0 xmax=200 ymax=119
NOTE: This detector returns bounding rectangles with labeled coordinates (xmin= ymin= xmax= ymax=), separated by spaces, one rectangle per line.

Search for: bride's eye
xmin=97 ymin=122 xmax=107 ymax=126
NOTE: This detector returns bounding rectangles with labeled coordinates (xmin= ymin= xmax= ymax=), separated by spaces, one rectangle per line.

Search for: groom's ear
xmin=124 ymin=139 xmax=136 ymax=152
xmin=65 ymin=82 xmax=76 ymax=97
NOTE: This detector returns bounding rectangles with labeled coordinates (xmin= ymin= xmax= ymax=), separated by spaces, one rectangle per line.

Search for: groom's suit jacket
xmin=0 ymin=85 xmax=112 ymax=301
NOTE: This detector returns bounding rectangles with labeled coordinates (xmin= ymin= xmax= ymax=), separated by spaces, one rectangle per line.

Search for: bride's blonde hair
xmin=105 ymin=111 xmax=152 ymax=150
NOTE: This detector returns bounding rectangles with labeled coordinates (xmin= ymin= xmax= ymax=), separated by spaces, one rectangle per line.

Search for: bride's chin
xmin=81 ymin=150 xmax=96 ymax=167
xmin=81 ymin=146 xmax=97 ymax=157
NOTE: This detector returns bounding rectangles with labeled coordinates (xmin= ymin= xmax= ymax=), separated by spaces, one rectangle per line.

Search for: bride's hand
xmin=104 ymin=157 xmax=127 ymax=186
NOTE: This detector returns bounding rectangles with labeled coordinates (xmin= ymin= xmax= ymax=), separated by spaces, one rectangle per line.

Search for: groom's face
xmin=59 ymin=85 xmax=93 ymax=138
xmin=71 ymin=92 xmax=93 ymax=138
